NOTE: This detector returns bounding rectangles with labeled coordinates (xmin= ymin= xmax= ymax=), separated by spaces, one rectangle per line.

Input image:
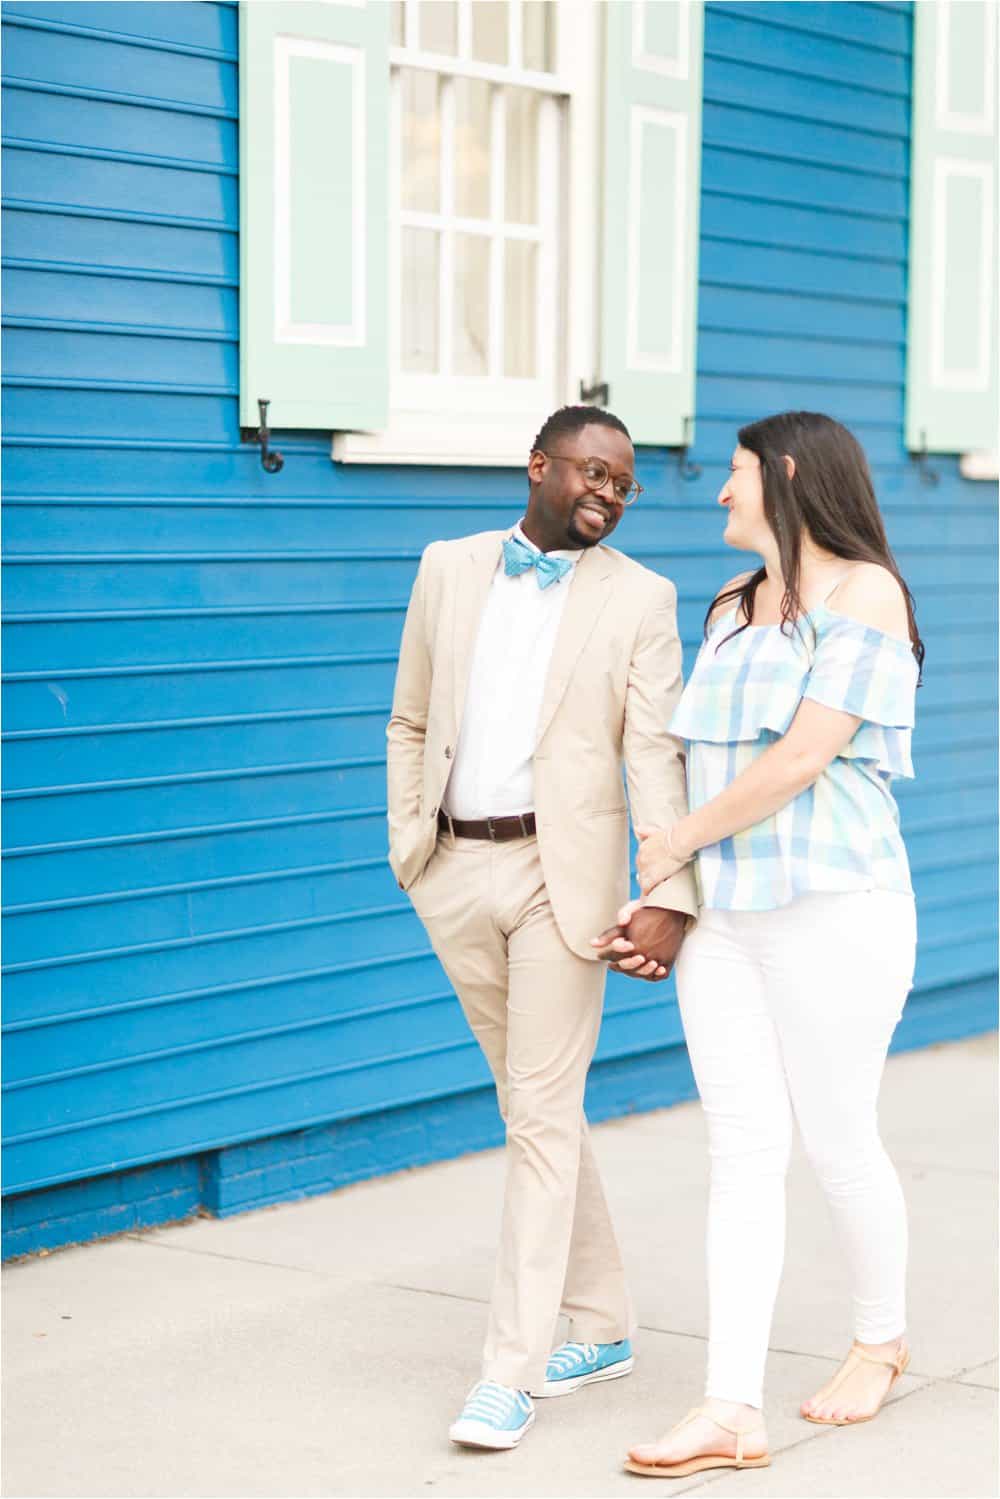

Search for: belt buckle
xmin=486 ymin=816 xmax=499 ymax=842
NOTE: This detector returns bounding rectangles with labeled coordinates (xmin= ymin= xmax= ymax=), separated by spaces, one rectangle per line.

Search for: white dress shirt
xmin=443 ymin=522 xmax=581 ymax=819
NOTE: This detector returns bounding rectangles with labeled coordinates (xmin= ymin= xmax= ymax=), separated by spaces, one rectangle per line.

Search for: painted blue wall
xmin=3 ymin=0 xmax=996 ymax=1257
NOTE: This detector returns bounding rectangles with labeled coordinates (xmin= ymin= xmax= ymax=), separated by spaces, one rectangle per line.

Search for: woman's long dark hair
xmin=707 ymin=410 xmax=924 ymax=679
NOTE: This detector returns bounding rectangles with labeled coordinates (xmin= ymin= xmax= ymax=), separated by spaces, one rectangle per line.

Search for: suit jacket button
xmin=444 ymin=746 xmax=453 ymax=759
xmin=430 ymin=806 xmax=438 ymax=818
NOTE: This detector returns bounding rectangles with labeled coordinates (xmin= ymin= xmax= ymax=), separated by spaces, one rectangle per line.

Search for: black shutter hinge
xmin=675 ymin=414 xmax=701 ymax=481
xmin=913 ymin=429 xmax=939 ymax=487
xmin=241 ymin=398 xmax=284 ymax=473
xmin=579 ymin=378 xmax=609 ymax=407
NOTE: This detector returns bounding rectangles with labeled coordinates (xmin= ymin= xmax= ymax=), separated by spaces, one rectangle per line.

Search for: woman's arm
xmin=653 ymin=696 xmax=860 ymax=863
xmin=621 ymin=575 xmax=698 ymax=919
xmin=636 ymin=565 xmax=911 ymax=894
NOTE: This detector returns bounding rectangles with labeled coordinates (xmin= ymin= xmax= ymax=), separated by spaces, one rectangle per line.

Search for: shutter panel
xmin=905 ymin=0 xmax=998 ymax=455
xmin=239 ymin=1 xmax=389 ymax=432
xmin=599 ymin=0 xmax=704 ymax=447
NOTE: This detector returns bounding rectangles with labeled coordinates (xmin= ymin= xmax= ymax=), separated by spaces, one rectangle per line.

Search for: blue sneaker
xmin=448 ymin=1380 xmax=535 ymax=1449
xmin=531 ymin=1339 xmax=635 ymax=1398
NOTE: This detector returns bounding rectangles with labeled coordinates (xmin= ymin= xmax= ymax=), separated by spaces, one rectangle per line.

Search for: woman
xmin=605 ymin=411 xmax=923 ymax=1478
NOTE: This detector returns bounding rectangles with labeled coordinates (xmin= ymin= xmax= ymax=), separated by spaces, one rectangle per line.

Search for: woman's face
xmin=717 ymin=445 xmax=769 ymax=552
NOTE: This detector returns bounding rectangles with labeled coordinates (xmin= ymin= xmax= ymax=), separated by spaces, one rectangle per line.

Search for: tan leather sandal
xmin=802 ymin=1340 xmax=910 ymax=1426
xmin=623 ymin=1404 xmax=770 ymax=1478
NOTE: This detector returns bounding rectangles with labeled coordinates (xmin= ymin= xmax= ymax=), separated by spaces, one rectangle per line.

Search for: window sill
xmin=959 ymin=451 xmax=999 ymax=481
xmin=332 ymin=415 xmax=537 ymax=468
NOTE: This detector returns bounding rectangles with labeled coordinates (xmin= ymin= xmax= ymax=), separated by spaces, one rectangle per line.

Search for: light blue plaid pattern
xmin=672 ymin=603 xmax=918 ymax=911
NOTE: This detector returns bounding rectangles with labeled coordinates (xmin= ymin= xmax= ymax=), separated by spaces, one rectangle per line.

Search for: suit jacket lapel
xmin=452 ymin=531 xmax=505 ymax=729
xmin=534 ymin=546 xmax=614 ymax=747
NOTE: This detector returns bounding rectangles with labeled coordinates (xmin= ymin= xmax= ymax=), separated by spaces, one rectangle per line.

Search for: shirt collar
xmin=510 ymin=520 xmax=583 ymax=566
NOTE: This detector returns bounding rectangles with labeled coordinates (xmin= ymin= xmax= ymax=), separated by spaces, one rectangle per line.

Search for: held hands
xmin=589 ymin=903 xmax=687 ymax=983
xmin=589 ymin=822 xmax=695 ymax=982
xmin=635 ymin=823 xmax=694 ymax=895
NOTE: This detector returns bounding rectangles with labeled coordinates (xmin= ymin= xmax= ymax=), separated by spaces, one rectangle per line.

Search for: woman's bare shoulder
xmin=708 ymin=570 xmax=756 ymax=625
xmin=828 ymin=563 xmax=909 ymax=640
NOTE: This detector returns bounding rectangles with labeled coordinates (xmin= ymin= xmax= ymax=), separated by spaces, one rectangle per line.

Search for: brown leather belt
xmin=438 ymin=809 xmax=536 ymax=841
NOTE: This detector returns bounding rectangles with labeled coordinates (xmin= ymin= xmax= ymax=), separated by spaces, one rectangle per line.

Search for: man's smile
xmin=574 ymin=499 xmax=612 ymax=530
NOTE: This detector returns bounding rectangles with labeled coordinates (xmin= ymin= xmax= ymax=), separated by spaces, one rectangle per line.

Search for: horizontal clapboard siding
xmin=698 ymin=3 xmax=998 ymax=1043
xmin=695 ymin=0 xmax=998 ymax=1036
xmin=2 ymin=2 xmax=995 ymax=1221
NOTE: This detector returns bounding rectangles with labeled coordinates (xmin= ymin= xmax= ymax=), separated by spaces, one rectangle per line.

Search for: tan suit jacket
xmin=386 ymin=530 xmax=698 ymax=960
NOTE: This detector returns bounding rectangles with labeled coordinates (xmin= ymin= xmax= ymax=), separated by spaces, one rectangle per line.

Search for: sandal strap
xmin=688 ymin=1403 xmax=765 ymax=1440
xmin=818 ymin=1342 xmax=908 ymax=1404
xmin=658 ymin=1405 xmax=766 ymax=1469
xmin=689 ymin=1403 xmax=767 ymax=1439
xmin=850 ymin=1341 xmax=909 ymax=1376
xmin=669 ymin=1407 xmax=706 ymax=1433
xmin=815 ymin=1350 xmax=862 ymax=1401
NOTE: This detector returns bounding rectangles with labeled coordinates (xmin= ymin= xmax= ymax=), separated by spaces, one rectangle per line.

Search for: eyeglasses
xmin=537 ymin=452 xmax=643 ymax=506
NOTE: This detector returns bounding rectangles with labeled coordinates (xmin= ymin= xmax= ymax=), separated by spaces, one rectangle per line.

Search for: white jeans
xmin=675 ymin=889 xmax=917 ymax=1409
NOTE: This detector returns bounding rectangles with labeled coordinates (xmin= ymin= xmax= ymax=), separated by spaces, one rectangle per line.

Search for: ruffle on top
xmin=671 ymin=603 xmax=918 ymax=778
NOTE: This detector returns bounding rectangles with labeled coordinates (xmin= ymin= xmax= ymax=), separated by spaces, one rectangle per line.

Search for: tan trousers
xmin=407 ymin=832 xmax=634 ymax=1390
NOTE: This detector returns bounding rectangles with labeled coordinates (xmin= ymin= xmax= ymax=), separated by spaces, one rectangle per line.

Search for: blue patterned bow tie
xmin=503 ymin=534 xmax=573 ymax=589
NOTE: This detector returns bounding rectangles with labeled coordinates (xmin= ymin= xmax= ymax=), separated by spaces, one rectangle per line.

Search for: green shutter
xmin=599 ymin=0 xmax=704 ymax=447
xmin=905 ymin=0 xmax=998 ymax=455
xmin=239 ymin=1 xmax=389 ymax=432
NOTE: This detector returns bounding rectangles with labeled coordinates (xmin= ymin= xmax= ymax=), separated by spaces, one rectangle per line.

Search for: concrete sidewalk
xmin=3 ymin=1033 xmax=997 ymax=1499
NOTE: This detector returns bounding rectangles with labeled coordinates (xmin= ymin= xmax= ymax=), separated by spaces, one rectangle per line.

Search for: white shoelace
xmin=461 ymin=1380 xmax=531 ymax=1423
xmin=547 ymin=1342 xmax=599 ymax=1375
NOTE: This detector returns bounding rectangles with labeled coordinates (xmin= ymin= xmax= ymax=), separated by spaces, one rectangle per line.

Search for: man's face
xmin=525 ymin=423 xmax=636 ymax=549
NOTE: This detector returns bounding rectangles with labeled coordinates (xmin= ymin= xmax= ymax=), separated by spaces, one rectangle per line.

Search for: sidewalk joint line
xmin=683 ymin=1380 xmax=938 ymax=1494
xmin=637 ymin=1324 xmax=863 ymax=1364
xmin=125 ymin=1234 xmax=332 ymax=1278
xmin=895 ymin=1158 xmax=998 ymax=1177
xmin=949 ymin=1353 xmax=1000 ymax=1383
xmin=682 ymin=1426 xmax=842 ymax=1494
xmin=379 ymin=1280 xmax=491 ymax=1306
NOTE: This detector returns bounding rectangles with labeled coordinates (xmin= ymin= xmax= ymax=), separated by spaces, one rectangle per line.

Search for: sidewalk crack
xmin=680 ymin=1378 xmax=952 ymax=1495
xmin=125 ymin=1234 xmax=332 ymax=1278
xmin=378 ymin=1280 xmax=489 ymax=1306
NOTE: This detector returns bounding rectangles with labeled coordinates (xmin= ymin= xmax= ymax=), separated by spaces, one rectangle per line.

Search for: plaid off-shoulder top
xmin=671 ymin=600 xmax=919 ymax=911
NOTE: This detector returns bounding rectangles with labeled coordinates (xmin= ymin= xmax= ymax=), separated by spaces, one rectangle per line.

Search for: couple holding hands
xmin=386 ymin=403 xmax=922 ymax=1478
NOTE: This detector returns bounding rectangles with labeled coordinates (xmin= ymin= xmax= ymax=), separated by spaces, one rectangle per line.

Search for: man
xmin=386 ymin=405 xmax=697 ymax=1450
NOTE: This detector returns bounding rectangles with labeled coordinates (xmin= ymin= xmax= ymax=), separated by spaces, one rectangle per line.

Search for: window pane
xmin=419 ymin=0 xmax=457 ymax=54
xmin=401 ymin=228 xmax=440 ymax=372
xmin=401 ymin=70 xmax=441 ymax=212
xmin=391 ymin=1 xmax=405 ymax=46
xmin=471 ymin=0 xmax=508 ymax=63
xmin=454 ymin=234 xmax=491 ymax=375
xmin=504 ymin=240 xmax=536 ymax=377
xmin=454 ymin=78 xmax=492 ymax=220
xmin=505 ymin=88 xmax=538 ymax=223
xmin=521 ymin=1 xmax=555 ymax=71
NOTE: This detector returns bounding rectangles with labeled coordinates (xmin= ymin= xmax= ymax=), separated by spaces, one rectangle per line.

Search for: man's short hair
xmin=530 ymin=404 xmax=632 ymax=457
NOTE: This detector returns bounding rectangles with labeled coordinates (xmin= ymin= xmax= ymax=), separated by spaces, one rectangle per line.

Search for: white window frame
xmin=959 ymin=450 xmax=1000 ymax=480
xmin=334 ymin=0 xmax=601 ymax=466
xmin=391 ymin=66 xmax=560 ymax=414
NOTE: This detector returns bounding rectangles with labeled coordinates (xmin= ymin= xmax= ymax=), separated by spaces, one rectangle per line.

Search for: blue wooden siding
xmin=2 ymin=1 xmax=996 ymax=1252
